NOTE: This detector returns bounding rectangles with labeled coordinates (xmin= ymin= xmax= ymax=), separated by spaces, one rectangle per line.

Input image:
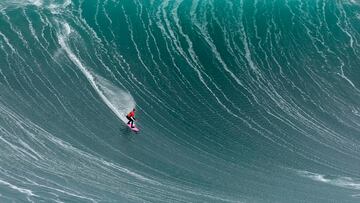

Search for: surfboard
xmin=127 ymin=123 xmax=139 ymax=132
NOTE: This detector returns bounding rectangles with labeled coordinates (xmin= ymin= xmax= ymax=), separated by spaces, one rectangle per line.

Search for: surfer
xmin=126 ymin=108 xmax=136 ymax=128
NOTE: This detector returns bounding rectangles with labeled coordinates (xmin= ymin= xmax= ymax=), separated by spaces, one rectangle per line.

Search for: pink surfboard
xmin=127 ymin=123 xmax=139 ymax=132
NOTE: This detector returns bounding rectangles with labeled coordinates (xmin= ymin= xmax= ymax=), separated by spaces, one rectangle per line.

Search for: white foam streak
xmin=297 ymin=170 xmax=360 ymax=191
xmin=28 ymin=0 xmax=42 ymax=7
xmin=57 ymin=23 xmax=135 ymax=123
xmin=0 ymin=179 xmax=37 ymax=197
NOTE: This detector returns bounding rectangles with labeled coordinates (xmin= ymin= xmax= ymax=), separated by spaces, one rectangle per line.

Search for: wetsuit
xmin=126 ymin=111 xmax=135 ymax=127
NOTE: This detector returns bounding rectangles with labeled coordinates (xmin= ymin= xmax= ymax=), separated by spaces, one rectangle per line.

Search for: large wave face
xmin=0 ymin=0 xmax=360 ymax=202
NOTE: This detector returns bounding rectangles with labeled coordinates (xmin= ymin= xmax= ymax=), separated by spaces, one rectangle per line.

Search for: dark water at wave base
xmin=0 ymin=0 xmax=360 ymax=202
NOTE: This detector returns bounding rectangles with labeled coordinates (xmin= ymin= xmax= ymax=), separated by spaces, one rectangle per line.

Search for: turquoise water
xmin=0 ymin=0 xmax=360 ymax=202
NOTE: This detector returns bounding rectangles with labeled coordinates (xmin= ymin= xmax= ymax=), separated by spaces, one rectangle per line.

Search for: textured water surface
xmin=0 ymin=0 xmax=360 ymax=202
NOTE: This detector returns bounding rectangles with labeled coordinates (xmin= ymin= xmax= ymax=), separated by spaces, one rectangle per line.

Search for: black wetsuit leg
xmin=126 ymin=116 xmax=134 ymax=125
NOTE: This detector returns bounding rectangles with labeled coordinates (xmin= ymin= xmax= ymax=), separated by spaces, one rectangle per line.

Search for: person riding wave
xmin=126 ymin=108 xmax=136 ymax=128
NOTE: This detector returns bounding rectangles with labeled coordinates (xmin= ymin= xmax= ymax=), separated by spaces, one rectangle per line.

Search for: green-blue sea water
xmin=0 ymin=0 xmax=360 ymax=202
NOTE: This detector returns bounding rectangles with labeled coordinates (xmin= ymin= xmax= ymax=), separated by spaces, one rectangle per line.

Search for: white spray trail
xmin=57 ymin=23 xmax=135 ymax=123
